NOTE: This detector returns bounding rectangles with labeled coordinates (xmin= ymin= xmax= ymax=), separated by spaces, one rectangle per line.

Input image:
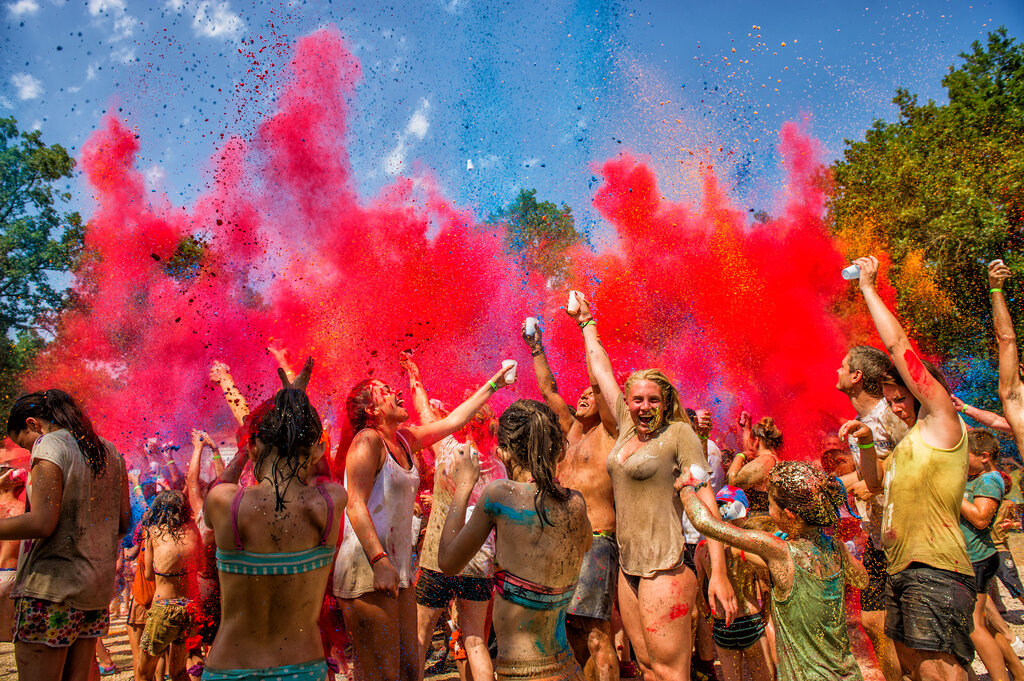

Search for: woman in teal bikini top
xmin=438 ymin=399 xmax=592 ymax=681
xmin=202 ymin=361 xmax=347 ymax=681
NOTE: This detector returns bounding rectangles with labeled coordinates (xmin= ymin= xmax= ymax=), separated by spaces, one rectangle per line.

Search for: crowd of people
xmin=1 ymin=256 xmax=1023 ymax=681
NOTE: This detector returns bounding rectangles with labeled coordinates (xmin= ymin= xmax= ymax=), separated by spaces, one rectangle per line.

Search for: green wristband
xmin=857 ymin=442 xmax=875 ymax=449
xmin=991 ymin=288 xmax=1003 ymax=294
xmin=580 ymin=319 xmax=596 ymax=329
xmin=487 ymin=380 xmax=499 ymax=392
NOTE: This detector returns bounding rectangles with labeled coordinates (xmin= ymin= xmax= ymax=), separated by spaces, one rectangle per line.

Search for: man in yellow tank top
xmin=851 ymin=256 xmax=975 ymax=681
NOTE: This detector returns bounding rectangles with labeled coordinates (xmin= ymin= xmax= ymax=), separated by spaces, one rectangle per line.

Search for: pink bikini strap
xmin=316 ymin=485 xmax=335 ymax=546
xmin=230 ymin=484 xmax=247 ymax=551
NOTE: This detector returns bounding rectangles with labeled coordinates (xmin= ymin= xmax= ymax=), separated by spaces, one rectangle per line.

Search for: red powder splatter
xmin=669 ymin=603 xmax=689 ymax=619
xmin=25 ymin=27 xmax=878 ymax=467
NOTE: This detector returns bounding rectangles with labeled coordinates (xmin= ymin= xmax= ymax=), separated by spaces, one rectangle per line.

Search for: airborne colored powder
xmin=27 ymin=27 xmax=879 ymax=463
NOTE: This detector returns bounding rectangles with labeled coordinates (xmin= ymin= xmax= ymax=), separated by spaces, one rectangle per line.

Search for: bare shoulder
xmin=320 ymin=480 xmax=348 ymax=509
xmin=203 ymin=482 xmax=237 ymax=520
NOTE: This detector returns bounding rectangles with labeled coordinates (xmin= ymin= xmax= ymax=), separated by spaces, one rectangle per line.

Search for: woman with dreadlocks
xmin=136 ymin=490 xmax=203 ymax=681
xmin=202 ymin=359 xmax=347 ymax=681
xmin=677 ymin=460 xmax=868 ymax=681
xmin=3 ymin=389 xmax=130 ymax=681
xmin=334 ymin=359 xmax=514 ymax=681
xmin=439 ymin=399 xmax=592 ymax=681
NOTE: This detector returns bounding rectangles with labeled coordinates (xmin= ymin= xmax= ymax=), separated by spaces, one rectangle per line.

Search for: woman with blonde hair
xmin=566 ymin=294 xmax=737 ymax=681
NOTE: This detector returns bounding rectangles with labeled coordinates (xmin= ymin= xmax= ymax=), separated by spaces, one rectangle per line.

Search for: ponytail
xmin=7 ymin=389 xmax=107 ymax=476
xmin=497 ymin=399 xmax=569 ymax=527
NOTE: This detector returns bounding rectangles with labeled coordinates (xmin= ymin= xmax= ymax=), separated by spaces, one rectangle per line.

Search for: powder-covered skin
xmin=607 ymin=394 xmax=711 ymax=577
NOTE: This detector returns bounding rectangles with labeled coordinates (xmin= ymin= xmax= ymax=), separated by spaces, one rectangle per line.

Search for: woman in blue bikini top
xmin=202 ymin=360 xmax=348 ymax=681
xmin=438 ymin=399 xmax=592 ymax=681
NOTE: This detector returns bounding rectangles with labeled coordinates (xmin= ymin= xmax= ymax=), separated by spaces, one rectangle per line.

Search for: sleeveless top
xmin=771 ymin=538 xmax=862 ymax=681
xmin=333 ymin=431 xmax=420 ymax=598
xmin=881 ymin=419 xmax=971 ymax=576
xmin=215 ymin=484 xmax=335 ymax=576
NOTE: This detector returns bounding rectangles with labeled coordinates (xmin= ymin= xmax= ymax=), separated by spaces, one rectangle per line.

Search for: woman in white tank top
xmin=334 ymin=362 xmax=514 ymax=681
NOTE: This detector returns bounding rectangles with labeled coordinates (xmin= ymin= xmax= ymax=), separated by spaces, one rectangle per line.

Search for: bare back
xmin=0 ymin=496 xmax=22 ymax=569
xmin=557 ymin=424 xmax=616 ymax=534
xmin=204 ymin=479 xmax=346 ymax=670
xmin=484 ymin=480 xmax=591 ymax=660
xmin=148 ymin=522 xmax=203 ymax=602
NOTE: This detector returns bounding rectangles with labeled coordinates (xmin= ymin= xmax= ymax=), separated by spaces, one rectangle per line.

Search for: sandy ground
xmin=4 ymin=536 xmax=1024 ymax=680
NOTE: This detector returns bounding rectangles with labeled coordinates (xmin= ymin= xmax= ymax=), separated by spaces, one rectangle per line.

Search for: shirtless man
xmin=523 ymin=321 xmax=619 ymax=681
xmin=0 ymin=465 xmax=26 ymax=641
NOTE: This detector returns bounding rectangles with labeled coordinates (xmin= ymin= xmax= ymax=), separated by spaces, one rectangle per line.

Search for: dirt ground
xmin=4 ymin=535 xmax=1024 ymax=680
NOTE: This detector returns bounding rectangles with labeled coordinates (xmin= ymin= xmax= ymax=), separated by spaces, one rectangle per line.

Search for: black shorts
xmin=566 ymin=534 xmax=618 ymax=621
xmin=973 ymin=553 xmax=1000 ymax=593
xmin=712 ymin=613 xmax=766 ymax=651
xmin=995 ymin=550 xmax=1024 ymax=599
xmin=415 ymin=568 xmax=493 ymax=609
xmin=884 ymin=562 xmax=976 ymax=669
xmin=861 ymin=538 xmax=888 ymax=612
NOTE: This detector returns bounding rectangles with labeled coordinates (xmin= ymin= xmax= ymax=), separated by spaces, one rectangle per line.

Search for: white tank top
xmin=333 ymin=430 xmax=420 ymax=598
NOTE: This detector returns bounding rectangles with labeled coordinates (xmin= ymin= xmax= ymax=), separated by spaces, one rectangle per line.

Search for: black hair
xmin=141 ymin=490 xmax=192 ymax=540
xmin=250 ymin=388 xmax=323 ymax=511
xmin=7 ymin=389 xmax=107 ymax=476
xmin=497 ymin=399 xmax=569 ymax=527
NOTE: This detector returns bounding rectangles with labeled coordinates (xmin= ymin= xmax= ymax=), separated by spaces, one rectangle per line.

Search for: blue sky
xmin=3 ymin=0 xmax=1023 ymax=235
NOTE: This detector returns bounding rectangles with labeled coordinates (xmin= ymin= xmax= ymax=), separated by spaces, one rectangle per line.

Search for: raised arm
xmin=402 ymin=364 xmax=512 ymax=453
xmin=855 ymin=256 xmax=961 ymax=446
xmin=727 ymin=452 xmax=775 ymax=489
xmin=952 ymin=397 xmax=1013 ymax=434
xmin=989 ymin=261 xmax=1024 ymax=446
xmin=588 ymin=337 xmax=619 ymax=438
xmin=399 ymin=352 xmax=438 ymax=425
xmin=268 ymin=342 xmax=296 ymax=383
xmin=438 ymin=444 xmax=498 ymax=575
xmin=839 ymin=420 xmax=884 ymax=495
xmin=522 ymin=322 xmax=575 ymax=435
xmin=186 ymin=429 xmax=207 ymax=520
xmin=209 ymin=361 xmax=250 ymax=426
xmin=565 ymin=292 xmax=622 ymax=416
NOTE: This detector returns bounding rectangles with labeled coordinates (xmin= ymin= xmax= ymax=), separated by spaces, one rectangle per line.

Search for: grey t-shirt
xmin=13 ymin=430 xmax=126 ymax=610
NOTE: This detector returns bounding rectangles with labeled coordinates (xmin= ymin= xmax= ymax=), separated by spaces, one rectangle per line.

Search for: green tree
xmin=491 ymin=188 xmax=581 ymax=285
xmin=829 ymin=27 xmax=1024 ymax=354
xmin=0 ymin=117 xmax=83 ymax=416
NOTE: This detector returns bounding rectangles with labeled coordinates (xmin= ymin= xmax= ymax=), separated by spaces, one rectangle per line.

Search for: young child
xmin=694 ymin=486 xmax=774 ymax=681
xmin=678 ymin=460 xmax=868 ymax=681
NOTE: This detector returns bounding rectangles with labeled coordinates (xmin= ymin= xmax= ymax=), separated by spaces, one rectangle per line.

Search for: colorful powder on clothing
xmin=26 ymin=27 xmax=879 ymax=463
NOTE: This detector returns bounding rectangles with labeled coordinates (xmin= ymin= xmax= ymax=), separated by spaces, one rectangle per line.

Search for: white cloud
xmin=192 ymin=1 xmax=244 ymax=39
xmin=30 ymin=119 xmax=41 ymax=131
xmin=6 ymin=0 xmax=39 ymax=16
xmin=144 ymin=164 xmax=166 ymax=186
xmin=11 ymin=73 xmax=42 ymax=100
xmin=0 ymin=96 xmax=12 ymax=109
xmin=88 ymin=0 xmax=125 ymax=14
xmin=406 ymin=99 xmax=429 ymax=139
xmin=86 ymin=63 xmax=99 ymax=80
xmin=523 ymin=157 xmax=540 ymax=168
xmin=165 ymin=0 xmax=184 ymax=10
xmin=383 ymin=139 xmax=407 ymax=176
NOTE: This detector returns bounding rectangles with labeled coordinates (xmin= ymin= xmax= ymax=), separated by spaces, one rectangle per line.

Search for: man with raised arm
xmin=851 ymin=256 xmax=976 ymax=681
xmin=835 ymin=345 xmax=907 ymax=681
xmin=522 ymin=320 xmax=620 ymax=681
xmin=989 ymin=260 xmax=1024 ymax=455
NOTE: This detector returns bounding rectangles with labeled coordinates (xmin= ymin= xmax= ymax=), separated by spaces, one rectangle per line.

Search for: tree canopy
xmin=829 ymin=27 xmax=1023 ymax=355
xmin=491 ymin=188 xmax=581 ymax=285
xmin=0 ymin=118 xmax=83 ymax=415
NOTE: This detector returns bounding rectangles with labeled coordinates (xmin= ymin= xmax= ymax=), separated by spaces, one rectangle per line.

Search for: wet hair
xmin=768 ymin=461 xmax=846 ymax=527
xmin=968 ymin=429 xmax=1001 ymax=462
xmin=623 ymin=369 xmax=691 ymax=426
xmin=847 ymin=346 xmax=889 ymax=398
xmin=743 ymin=514 xmax=779 ymax=534
xmin=141 ymin=490 xmax=192 ymax=540
xmin=7 ymin=389 xmax=107 ymax=477
xmin=345 ymin=379 xmax=377 ymax=432
xmin=249 ymin=388 xmax=323 ymax=511
xmin=751 ymin=416 xmax=783 ymax=450
xmin=880 ymin=356 xmax=952 ymax=414
xmin=497 ymin=399 xmax=570 ymax=527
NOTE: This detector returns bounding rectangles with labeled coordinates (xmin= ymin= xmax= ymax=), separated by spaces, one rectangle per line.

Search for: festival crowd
xmin=2 ymin=256 xmax=1024 ymax=681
